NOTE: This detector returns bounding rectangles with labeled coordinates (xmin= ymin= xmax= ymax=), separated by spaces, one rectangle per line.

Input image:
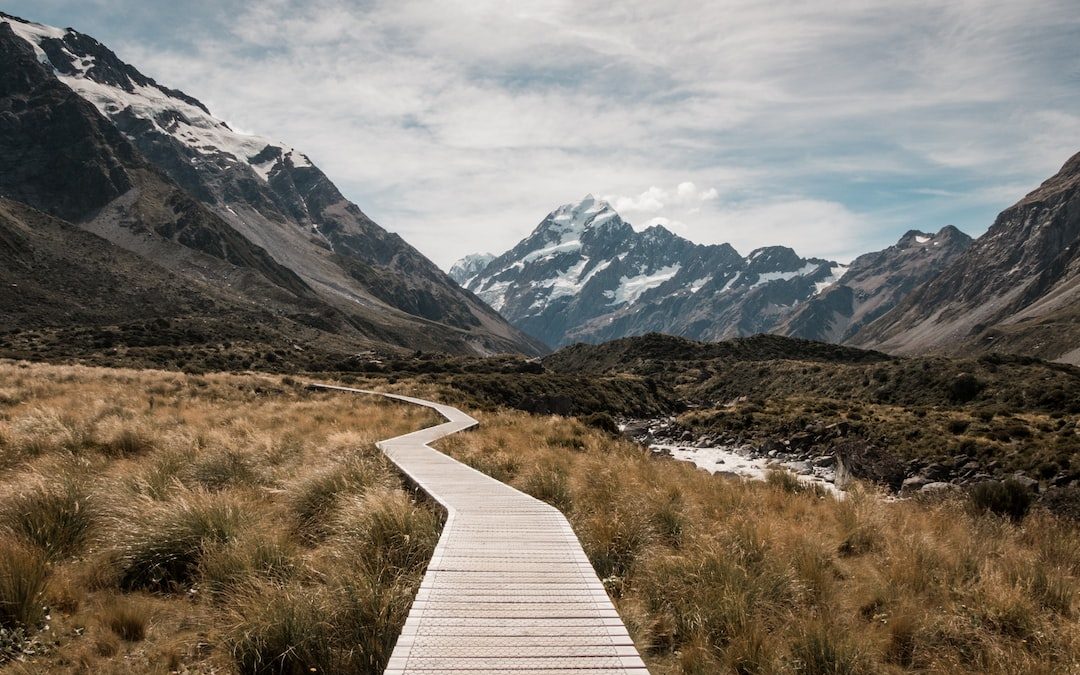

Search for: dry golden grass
xmin=434 ymin=408 xmax=1080 ymax=674
xmin=0 ymin=361 xmax=441 ymax=673
xmin=3 ymin=360 xmax=1077 ymax=673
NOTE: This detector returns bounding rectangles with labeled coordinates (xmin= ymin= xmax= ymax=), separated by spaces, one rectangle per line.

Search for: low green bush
xmin=969 ymin=479 xmax=1034 ymax=522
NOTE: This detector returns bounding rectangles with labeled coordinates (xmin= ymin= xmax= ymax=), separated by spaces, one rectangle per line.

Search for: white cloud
xmin=603 ymin=183 xmax=720 ymax=224
xmin=22 ymin=0 xmax=1079 ymax=268
xmin=701 ymin=199 xmax=866 ymax=262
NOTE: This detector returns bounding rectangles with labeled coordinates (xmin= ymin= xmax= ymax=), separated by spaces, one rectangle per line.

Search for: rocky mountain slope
xmin=780 ymin=226 xmax=972 ymax=342
xmin=0 ymin=13 xmax=544 ymax=357
xmin=852 ymin=151 xmax=1080 ymax=364
xmin=458 ymin=195 xmax=845 ymax=347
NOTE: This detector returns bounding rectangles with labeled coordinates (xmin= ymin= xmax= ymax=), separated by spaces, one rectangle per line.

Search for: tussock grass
xmin=191 ymin=448 xmax=266 ymax=490
xmin=1 ymin=471 xmax=98 ymax=561
xmin=521 ymin=461 xmax=573 ymax=512
xmin=437 ymin=407 xmax=1080 ymax=674
xmin=113 ymin=490 xmax=251 ymax=591
xmin=0 ymin=362 xmax=440 ymax=672
xmin=290 ymin=454 xmax=396 ymax=541
xmin=333 ymin=488 xmax=441 ymax=578
xmin=0 ymin=536 xmax=47 ymax=631
xmin=201 ymin=531 xmax=298 ymax=598
xmin=100 ymin=597 xmax=151 ymax=642
xmin=224 ymin=489 xmax=438 ymax=673
xmin=790 ymin=620 xmax=871 ymax=674
xmin=225 ymin=582 xmax=335 ymax=675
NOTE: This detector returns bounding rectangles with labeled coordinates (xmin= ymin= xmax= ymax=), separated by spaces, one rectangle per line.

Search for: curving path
xmin=313 ymin=384 xmax=649 ymax=674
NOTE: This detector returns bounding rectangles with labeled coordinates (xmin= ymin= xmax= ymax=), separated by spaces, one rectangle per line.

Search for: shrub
xmin=580 ymin=412 xmax=619 ymax=434
xmin=969 ymin=480 xmax=1034 ymax=522
xmin=1 ymin=477 xmax=98 ymax=561
xmin=946 ymin=418 xmax=971 ymax=434
xmin=948 ymin=373 xmax=984 ymax=403
xmin=115 ymin=492 xmax=250 ymax=591
xmin=0 ymin=538 xmax=47 ymax=631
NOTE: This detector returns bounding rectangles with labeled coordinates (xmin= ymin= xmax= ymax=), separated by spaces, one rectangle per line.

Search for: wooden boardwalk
xmin=316 ymin=385 xmax=649 ymax=674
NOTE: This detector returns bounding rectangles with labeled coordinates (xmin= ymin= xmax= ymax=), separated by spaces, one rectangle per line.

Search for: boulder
xmin=920 ymin=481 xmax=953 ymax=493
xmin=761 ymin=439 xmax=785 ymax=454
xmin=901 ymin=475 xmax=932 ymax=492
xmin=922 ymin=463 xmax=950 ymax=481
xmin=1011 ymin=474 xmax=1039 ymax=492
xmin=788 ymin=432 xmax=814 ymax=449
xmin=785 ymin=461 xmax=814 ymax=476
xmin=825 ymin=421 xmax=851 ymax=437
xmin=834 ymin=439 xmax=906 ymax=491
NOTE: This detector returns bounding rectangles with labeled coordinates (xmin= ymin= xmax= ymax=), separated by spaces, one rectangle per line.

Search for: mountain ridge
xmin=459 ymin=195 xmax=854 ymax=348
xmin=781 ymin=224 xmax=973 ymax=343
xmin=852 ymin=150 xmax=1080 ymax=363
xmin=0 ymin=12 xmax=545 ymax=357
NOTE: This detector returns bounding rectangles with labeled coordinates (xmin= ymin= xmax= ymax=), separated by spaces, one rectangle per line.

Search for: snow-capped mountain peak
xmin=537 ymin=194 xmax=619 ymax=239
xmin=463 ymin=198 xmax=848 ymax=347
xmin=5 ymin=13 xmax=302 ymax=185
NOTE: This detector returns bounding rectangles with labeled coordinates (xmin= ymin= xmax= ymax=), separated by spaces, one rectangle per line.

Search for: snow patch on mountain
xmin=814 ymin=263 xmax=849 ymax=295
xmin=605 ymin=264 xmax=681 ymax=305
xmin=688 ymin=276 xmax=711 ymax=293
xmin=7 ymin=15 xmax=305 ymax=184
xmin=523 ymin=239 xmax=583 ymax=263
xmin=720 ymin=272 xmax=742 ymax=293
xmin=749 ymin=262 xmax=821 ymax=289
xmin=468 ymin=195 xmax=624 ymax=313
xmin=463 ymin=194 xmax=852 ymax=347
xmin=6 ymin=17 xmax=65 ymax=63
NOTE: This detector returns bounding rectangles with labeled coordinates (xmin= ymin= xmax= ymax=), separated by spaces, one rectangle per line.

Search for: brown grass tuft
xmin=100 ymin=597 xmax=152 ymax=642
xmin=0 ymin=536 xmax=48 ymax=631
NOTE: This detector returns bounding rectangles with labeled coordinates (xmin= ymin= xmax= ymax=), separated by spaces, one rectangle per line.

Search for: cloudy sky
xmin=9 ymin=0 xmax=1080 ymax=267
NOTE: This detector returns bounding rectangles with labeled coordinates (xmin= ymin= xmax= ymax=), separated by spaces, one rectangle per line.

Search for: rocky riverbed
xmin=648 ymin=442 xmax=844 ymax=495
xmin=621 ymin=416 xmax=1054 ymax=499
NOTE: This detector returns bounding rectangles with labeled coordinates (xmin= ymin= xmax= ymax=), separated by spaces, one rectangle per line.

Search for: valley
xmin=0 ymin=6 xmax=1078 ymax=675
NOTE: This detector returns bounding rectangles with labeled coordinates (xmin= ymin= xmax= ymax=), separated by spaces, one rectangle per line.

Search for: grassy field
xmin=1 ymin=361 xmax=1078 ymax=674
xmin=0 ymin=362 xmax=441 ymax=674
xmin=436 ymin=410 xmax=1080 ymax=674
